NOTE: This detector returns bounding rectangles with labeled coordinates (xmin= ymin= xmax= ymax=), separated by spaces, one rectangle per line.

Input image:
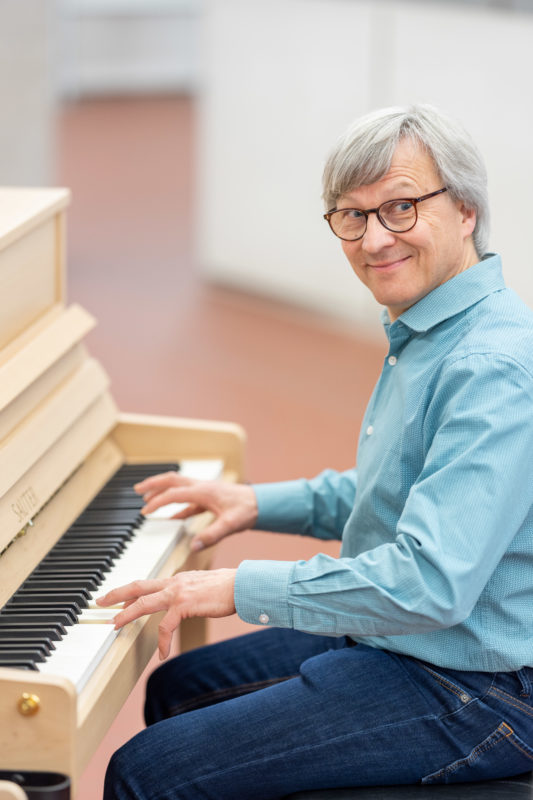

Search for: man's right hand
xmin=134 ymin=473 xmax=259 ymax=551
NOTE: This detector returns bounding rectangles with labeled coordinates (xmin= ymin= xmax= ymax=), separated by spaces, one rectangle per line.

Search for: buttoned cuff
xmin=234 ymin=559 xmax=295 ymax=628
xmin=253 ymin=480 xmax=312 ymax=533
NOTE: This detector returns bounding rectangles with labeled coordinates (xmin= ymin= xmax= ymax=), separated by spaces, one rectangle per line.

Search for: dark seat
xmin=283 ymin=771 xmax=533 ymax=799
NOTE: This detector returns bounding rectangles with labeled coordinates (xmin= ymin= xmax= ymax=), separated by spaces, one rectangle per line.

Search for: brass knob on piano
xmin=17 ymin=692 xmax=40 ymax=716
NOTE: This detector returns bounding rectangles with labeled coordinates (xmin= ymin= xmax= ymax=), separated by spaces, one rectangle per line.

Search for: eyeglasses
xmin=323 ymin=187 xmax=448 ymax=241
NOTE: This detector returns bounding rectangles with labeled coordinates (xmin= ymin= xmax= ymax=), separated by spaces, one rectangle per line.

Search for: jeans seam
xmin=415 ymin=662 xmax=468 ymax=700
xmin=489 ymin=686 xmax=533 ymax=718
xmin=426 ymin=722 xmax=514 ymax=782
xmin=168 ymin=675 xmax=297 ymax=716
xmin=510 ymin=739 xmax=533 ymax=761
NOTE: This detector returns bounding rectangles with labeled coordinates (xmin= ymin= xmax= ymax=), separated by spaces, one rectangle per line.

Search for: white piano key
xmin=39 ymin=623 xmax=118 ymax=691
xmin=90 ymin=518 xmax=184 ymax=603
xmin=39 ymin=518 xmax=183 ymax=689
xmin=36 ymin=460 xmax=222 ymax=692
xmin=79 ymin=608 xmax=117 ymax=622
xmin=179 ymin=459 xmax=223 ymax=480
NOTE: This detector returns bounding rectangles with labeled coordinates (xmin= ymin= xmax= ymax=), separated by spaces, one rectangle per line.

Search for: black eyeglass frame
xmin=323 ymin=187 xmax=448 ymax=241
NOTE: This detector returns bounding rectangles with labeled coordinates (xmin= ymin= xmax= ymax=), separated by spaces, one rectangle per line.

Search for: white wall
xmin=0 ymin=0 xmax=58 ymax=186
xmin=58 ymin=0 xmax=202 ymax=96
xmin=197 ymin=0 xmax=533 ymax=333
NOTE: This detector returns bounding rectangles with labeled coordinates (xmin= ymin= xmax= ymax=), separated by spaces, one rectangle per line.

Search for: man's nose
xmin=361 ymin=213 xmax=397 ymax=252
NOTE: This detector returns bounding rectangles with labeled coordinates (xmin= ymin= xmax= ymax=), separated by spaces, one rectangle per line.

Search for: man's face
xmin=338 ymin=139 xmax=478 ymax=321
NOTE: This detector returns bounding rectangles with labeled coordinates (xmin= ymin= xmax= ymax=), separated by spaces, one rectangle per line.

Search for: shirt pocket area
xmin=421 ymin=721 xmax=533 ymax=784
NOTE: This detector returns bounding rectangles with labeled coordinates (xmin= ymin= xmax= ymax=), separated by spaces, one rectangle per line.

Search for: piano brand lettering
xmin=11 ymin=486 xmax=39 ymax=522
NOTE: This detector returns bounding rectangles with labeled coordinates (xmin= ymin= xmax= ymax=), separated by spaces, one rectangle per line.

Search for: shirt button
xmin=388 ymin=355 xmax=397 ymax=366
xmin=366 ymin=425 xmax=374 ymax=436
xmin=259 ymin=613 xmax=270 ymax=625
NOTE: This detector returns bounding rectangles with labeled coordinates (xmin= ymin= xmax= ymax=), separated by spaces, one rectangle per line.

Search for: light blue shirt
xmin=234 ymin=254 xmax=533 ymax=672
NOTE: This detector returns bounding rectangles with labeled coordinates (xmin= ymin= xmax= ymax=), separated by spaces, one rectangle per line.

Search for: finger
xmin=139 ymin=489 xmax=158 ymax=502
xmin=141 ymin=484 xmax=195 ymax=503
xmin=113 ymin=589 xmax=168 ymax=630
xmin=96 ymin=579 xmax=165 ymax=607
xmin=172 ymin=503 xmax=203 ymax=520
xmin=141 ymin=486 xmax=202 ymax=516
xmin=189 ymin=517 xmax=231 ymax=551
xmin=134 ymin=472 xmax=194 ymax=495
xmin=158 ymin=608 xmax=182 ymax=660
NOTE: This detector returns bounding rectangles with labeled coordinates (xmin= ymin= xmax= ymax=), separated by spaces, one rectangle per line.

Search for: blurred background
xmin=1 ymin=0 xmax=532 ymax=795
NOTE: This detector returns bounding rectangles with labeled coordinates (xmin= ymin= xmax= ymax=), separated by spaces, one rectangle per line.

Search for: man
xmin=101 ymin=105 xmax=533 ymax=799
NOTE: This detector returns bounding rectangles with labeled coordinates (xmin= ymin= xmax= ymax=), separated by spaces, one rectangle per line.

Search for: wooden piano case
xmin=0 ymin=188 xmax=245 ymax=797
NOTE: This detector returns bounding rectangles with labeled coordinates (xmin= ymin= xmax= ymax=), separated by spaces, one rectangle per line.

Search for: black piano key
xmin=68 ymin=523 xmax=136 ymax=536
xmin=56 ymin=543 xmax=126 ymax=560
xmin=51 ymin=544 xmax=123 ymax=558
xmin=22 ymin=577 xmax=100 ymax=592
xmin=0 ymin=640 xmax=53 ymax=657
xmin=61 ymin=530 xmax=130 ymax=540
xmin=0 ymin=632 xmax=56 ymax=648
xmin=57 ymin=527 xmax=130 ymax=545
xmin=86 ymin=495 xmax=144 ymax=510
xmin=32 ymin=567 xmax=105 ymax=583
xmin=66 ymin=535 xmax=134 ymax=550
xmin=0 ymin=650 xmax=44 ymax=664
xmin=0 ymin=660 xmax=38 ymax=670
xmin=0 ymin=623 xmax=66 ymax=640
xmin=2 ymin=461 xmax=181 ymax=652
xmin=9 ymin=591 xmax=90 ymax=607
xmin=42 ymin=550 xmax=115 ymax=563
xmin=98 ymin=466 xmax=178 ymax=493
xmin=94 ymin=493 xmax=140 ymax=503
xmin=117 ymin=462 xmax=180 ymax=476
xmin=0 ymin=610 xmax=77 ymax=626
xmin=73 ymin=509 xmax=143 ymax=527
xmin=40 ymin=555 xmax=114 ymax=571
xmin=92 ymin=482 xmax=144 ymax=493
xmin=6 ymin=599 xmax=84 ymax=616
xmin=65 ymin=526 xmax=134 ymax=540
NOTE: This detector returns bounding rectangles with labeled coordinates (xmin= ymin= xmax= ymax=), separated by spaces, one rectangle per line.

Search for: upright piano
xmin=0 ymin=188 xmax=245 ymax=799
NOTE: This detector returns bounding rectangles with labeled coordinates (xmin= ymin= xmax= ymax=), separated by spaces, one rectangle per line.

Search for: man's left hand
xmin=96 ymin=568 xmax=237 ymax=660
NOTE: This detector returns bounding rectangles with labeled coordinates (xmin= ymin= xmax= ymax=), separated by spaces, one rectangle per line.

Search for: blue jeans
xmin=103 ymin=629 xmax=533 ymax=799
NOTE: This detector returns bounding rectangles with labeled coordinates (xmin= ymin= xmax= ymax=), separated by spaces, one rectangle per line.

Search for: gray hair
xmin=322 ymin=104 xmax=489 ymax=256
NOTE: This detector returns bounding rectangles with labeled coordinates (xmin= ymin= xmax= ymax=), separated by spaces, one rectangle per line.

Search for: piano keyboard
xmin=0 ymin=459 xmax=222 ymax=691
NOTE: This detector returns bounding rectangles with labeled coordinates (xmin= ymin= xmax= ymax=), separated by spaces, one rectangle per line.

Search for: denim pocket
xmin=421 ymin=721 xmax=533 ymax=784
xmin=415 ymin=661 xmax=473 ymax=704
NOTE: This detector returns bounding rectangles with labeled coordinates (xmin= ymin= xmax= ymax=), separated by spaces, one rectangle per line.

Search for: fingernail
xmin=191 ymin=539 xmax=204 ymax=552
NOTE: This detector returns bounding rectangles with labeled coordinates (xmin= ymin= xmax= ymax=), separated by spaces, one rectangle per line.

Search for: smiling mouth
xmin=369 ymin=256 xmax=410 ymax=271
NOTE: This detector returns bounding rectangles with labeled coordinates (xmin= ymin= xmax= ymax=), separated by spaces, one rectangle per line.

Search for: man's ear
xmin=460 ymin=204 xmax=477 ymax=239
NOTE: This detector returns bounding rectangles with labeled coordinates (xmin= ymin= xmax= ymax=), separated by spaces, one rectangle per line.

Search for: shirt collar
xmin=380 ymin=253 xmax=506 ymax=335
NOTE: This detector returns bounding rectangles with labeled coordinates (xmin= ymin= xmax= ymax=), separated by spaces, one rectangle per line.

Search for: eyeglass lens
xmin=330 ymin=200 xmax=416 ymax=240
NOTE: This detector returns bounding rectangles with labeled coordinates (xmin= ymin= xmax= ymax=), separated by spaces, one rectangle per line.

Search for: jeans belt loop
xmin=516 ymin=667 xmax=532 ymax=697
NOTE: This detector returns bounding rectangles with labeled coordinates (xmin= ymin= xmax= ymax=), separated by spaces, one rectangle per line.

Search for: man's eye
xmin=392 ymin=201 xmax=414 ymax=213
xmin=344 ymin=209 xmax=364 ymax=219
